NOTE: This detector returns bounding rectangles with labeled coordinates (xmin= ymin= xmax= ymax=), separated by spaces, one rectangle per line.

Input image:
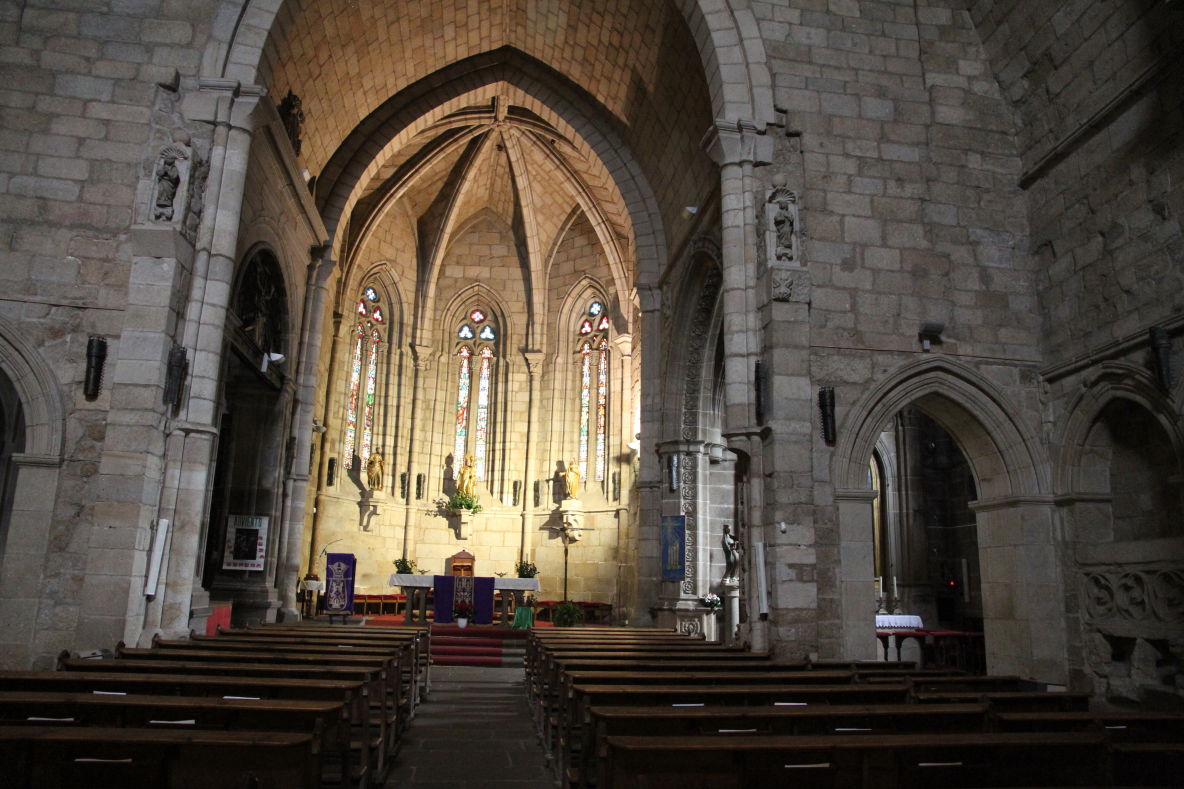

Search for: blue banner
xmin=660 ymin=516 xmax=685 ymax=581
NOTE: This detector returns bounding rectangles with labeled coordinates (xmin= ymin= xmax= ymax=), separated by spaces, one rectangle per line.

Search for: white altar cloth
xmin=388 ymin=574 xmax=540 ymax=592
xmin=875 ymin=613 xmax=923 ymax=630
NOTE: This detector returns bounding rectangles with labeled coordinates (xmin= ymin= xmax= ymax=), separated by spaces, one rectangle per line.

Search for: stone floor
xmin=385 ymin=665 xmax=554 ymax=788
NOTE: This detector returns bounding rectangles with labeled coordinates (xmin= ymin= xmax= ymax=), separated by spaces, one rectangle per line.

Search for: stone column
xmin=275 ymin=246 xmax=334 ymax=620
xmin=159 ymin=82 xmax=267 ymax=637
xmin=401 ymin=344 xmax=434 ymax=561
xmin=703 ymin=120 xmax=772 ymax=651
xmin=834 ymin=489 xmax=879 ymax=661
xmin=519 ymin=350 xmax=544 ymax=561
xmin=722 ymin=576 xmax=741 ymax=646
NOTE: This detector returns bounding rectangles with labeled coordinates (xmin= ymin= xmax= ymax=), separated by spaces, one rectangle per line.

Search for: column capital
xmin=701 ymin=119 xmax=773 ymax=167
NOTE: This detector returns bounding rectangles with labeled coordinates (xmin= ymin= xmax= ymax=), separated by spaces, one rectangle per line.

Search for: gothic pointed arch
xmin=832 ymin=357 xmax=1048 ymax=501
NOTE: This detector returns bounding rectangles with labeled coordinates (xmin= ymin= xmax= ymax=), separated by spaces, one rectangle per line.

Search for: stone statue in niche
xmin=150 ymin=141 xmax=190 ymax=223
xmin=563 ymin=461 xmax=581 ymax=499
xmin=722 ymin=523 xmax=743 ymax=579
xmin=765 ymin=173 xmax=799 ymax=264
xmin=278 ymin=90 xmax=305 ymax=156
xmin=455 ymin=453 xmax=477 ymax=499
xmin=366 ymin=450 xmax=384 ymax=491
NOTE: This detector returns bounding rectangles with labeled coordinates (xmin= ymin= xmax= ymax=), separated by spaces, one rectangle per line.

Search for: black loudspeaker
xmin=400 ymin=472 xmax=409 ymax=500
xmin=513 ymin=480 xmax=521 ymax=506
xmin=415 ymin=473 xmax=425 ymax=500
xmin=818 ymin=386 xmax=836 ymax=445
xmin=84 ymin=336 xmax=107 ymax=400
xmin=326 ymin=457 xmax=337 ymax=487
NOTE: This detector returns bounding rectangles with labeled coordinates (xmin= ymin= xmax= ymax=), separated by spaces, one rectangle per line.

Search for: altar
xmin=389 ymin=573 xmax=541 ymax=625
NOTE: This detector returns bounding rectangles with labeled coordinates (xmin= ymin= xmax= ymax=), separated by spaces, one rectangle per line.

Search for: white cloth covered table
xmin=875 ymin=613 xmax=923 ymax=630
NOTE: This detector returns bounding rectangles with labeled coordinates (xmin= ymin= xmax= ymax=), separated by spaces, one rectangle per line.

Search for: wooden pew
xmin=56 ymin=657 xmax=390 ymax=778
xmin=994 ymin=710 xmax=1184 ymax=740
xmin=556 ymin=682 xmax=911 ymax=782
xmin=151 ymin=636 xmax=413 ymax=739
xmin=0 ymin=690 xmax=360 ymax=788
xmin=0 ymin=724 xmax=319 ymax=789
xmin=246 ymin=624 xmax=431 ymax=701
xmin=0 ymin=669 xmax=372 ymax=778
xmin=914 ymin=690 xmax=1091 ymax=712
xmin=600 ymin=730 xmax=1111 ymax=788
xmin=116 ymin=645 xmax=406 ymax=743
xmin=575 ymin=702 xmax=991 ymax=789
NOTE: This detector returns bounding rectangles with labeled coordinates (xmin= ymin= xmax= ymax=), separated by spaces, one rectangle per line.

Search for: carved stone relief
xmin=770 ymin=265 xmax=810 ymax=303
xmin=1082 ymin=569 xmax=1184 ymax=624
xmin=765 ymin=175 xmax=799 ymax=265
xmin=150 ymin=140 xmax=191 ymax=225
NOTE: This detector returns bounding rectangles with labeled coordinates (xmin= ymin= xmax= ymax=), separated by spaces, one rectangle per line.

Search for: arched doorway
xmin=833 ymin=358 xmax=1063 ymax=683
xmin=0 ymin=370 xmax=25 ymax=572
xmin=202 ymin=248 xmax=292 ymax=622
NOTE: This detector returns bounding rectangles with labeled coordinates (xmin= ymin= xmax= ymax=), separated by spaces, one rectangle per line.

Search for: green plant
xmin=552 ymin=601 xmax=585 ymax=627
xmin=393 ymin=557 xmax=417 ymax=574
xmin=515 ymin=560 xmax=538 ymax=578
xmin=447 ymin=491 xmax=482 ymax=513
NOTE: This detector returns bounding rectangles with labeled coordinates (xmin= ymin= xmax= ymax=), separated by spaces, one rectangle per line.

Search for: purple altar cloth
xmin=432 ymin=575 xmax=496 ymax=624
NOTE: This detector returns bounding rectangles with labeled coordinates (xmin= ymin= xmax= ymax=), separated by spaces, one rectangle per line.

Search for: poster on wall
xmin=222 ymin=514 xmax=268 ymax=571
xmin=660 ymin=515 xmax=685 ymax=581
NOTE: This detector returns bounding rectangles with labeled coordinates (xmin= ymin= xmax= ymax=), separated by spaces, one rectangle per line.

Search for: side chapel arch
xmin=0 ymin=318 xmax=66 ymax=667
xmin=831 ymin=357 xmax=1066 ymax=682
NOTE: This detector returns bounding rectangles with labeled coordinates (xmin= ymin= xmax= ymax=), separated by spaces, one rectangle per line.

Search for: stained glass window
xmin=596 ymin=338 xmax=609 ymax=481
xmin=453 ymin=308 xmax=497 ymax=484
xmin=578 ymin=341 xmax=592 ymax=482
xmin=454 ymin=346 xmax=471 ymax=465
xmin=576 ymin=301 xmax=610 ymax=484
xmin=475 ymin=347 xmax=493 ymax=480
xmin=344 ymin=286 xmax=383 ymax=470
xmin=344 ymin=325 xmax=365 ymax=466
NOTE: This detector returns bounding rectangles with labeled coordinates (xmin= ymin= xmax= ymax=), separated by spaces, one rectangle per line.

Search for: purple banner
xmin=433 ymin=574 xmax=496 ymax=625
xmin=325 ymin=553 xmax=356 ymax=613
xmin=433 ymin=574 xmax=454 ymax=623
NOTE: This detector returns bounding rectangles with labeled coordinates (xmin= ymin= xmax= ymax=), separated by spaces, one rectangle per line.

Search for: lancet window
xmin=454 ymin=308 xmax=498 ymax=480
xmin=577 ymin=300 xmax=611 ymax=483
xmin=344 ymin=286 xmax=384 ymax=468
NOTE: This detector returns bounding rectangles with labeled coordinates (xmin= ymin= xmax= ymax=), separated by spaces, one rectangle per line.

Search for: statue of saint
xmin=723 ymin=523 xmax=743 ymax=579
xmin=366 ymin=450 xmax=384 ymax=490
xmin=153 ymin=153 xmax=181 ymax=221
xmin=563 ymin=462 xmax=581 ymax=499
xmin=456 ymin=453 xmax=477 ymax=498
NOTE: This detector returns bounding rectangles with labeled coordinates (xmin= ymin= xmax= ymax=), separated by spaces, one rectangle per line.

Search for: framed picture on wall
xmin=223 ymin=514 xmax=268 ymax=571
xmin=660 ymin=515 xmax=685 ymax=581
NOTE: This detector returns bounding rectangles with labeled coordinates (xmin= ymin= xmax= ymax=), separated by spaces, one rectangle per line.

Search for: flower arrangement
xmin=392 ymin=557 xmax=417 ymax=574
xmin=515 ymin=560 xmax=538 ymax=578
xmin=700 ymin=593 xmax=722 ymax=610
xmin=447 ymin=491 xmax=482 ymax=513
xmin=453 ymin=600 xmax=474 ymax=620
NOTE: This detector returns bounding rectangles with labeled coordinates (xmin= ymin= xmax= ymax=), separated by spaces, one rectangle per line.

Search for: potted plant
xmin=453 ymin=600 xmax=474 ymax=628
xmin=552 ymin=601 xmax=585 ymax=627
xmin=701 ymin=592 xmax=722 ymax=611
xmin=447 ymin=491 xmax=482 ymax=514
xmin=515 ymin=560 xmax=538 ymax=578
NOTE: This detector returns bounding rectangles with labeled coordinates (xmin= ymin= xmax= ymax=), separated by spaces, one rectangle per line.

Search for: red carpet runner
xmin=363 ymin=619 xmax=537 ymax=667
